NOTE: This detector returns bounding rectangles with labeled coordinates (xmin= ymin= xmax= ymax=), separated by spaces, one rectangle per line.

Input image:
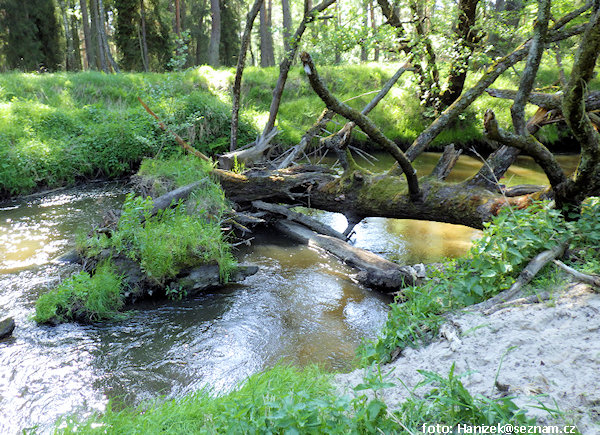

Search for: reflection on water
xmin=0 ymin=185 xmax=389 ymax=434
xmin=0 ymin=153 xmax=580 ymax=433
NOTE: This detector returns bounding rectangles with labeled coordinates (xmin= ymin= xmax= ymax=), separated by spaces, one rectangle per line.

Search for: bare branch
xmin=300 ymin=52 xmax=421 ymax=200
xmin=430 ymin=144 xmax=462 ymax=180
xmin=511 ymin=0 xmax=551 ymax=136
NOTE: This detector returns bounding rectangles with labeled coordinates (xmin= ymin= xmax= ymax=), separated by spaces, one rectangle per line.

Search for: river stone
xmin=0 ymin=317 xmax=15 ymax=339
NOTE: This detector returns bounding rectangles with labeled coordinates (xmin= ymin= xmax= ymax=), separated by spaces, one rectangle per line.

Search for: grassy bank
xmin=3 ymin=56 xmax=598 ymax=198
xmin=49 ymin=198 xmax=600 ymax=432
xmin=35 ymin=155 xmax=235 ymax=324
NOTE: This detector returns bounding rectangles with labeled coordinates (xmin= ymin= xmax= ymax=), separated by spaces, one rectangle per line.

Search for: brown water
xmin=0 ymin=153 xmax=579 ymax=433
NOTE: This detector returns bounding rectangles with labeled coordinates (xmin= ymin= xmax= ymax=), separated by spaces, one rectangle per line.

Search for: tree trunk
xmin=140 ymin=0 xmax=149 ymax=72
xmin=70 ymin=1 xmax=83 ymax=70
xmin=208 ymin=0 xmax=220 ymax=66
xmin=90 ymin=0 xmax=108 ymax=71
xmin=97 ymin=0 xmax=120 ymax=72
xmin=230 ymin=0 xmax=263 ymax=151
xmin=360 ymin=0 xmax=368 ymax=62
xmin=80 ymin=0 xmax=96 ymax=69
xmin=370 ymin=0 xmax=378 ymax=61
xmin=260 ymin=0 xmax=275 ymax=67
xmin=213 ymin=165 xmax=533 ymax=231
xmin=58 ymin=0 xmax=76 ymax=70
xmin=282 ymin=0 xmax=292 ymax=54
xmin=175 ymin=0 xmax=181 ymax=35
xmin=439 ymin=0 xmax=480 ymax=107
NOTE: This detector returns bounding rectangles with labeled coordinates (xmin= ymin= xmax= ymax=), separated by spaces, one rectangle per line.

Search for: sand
xmin=336 ymin=283 xmax=600 ymax=433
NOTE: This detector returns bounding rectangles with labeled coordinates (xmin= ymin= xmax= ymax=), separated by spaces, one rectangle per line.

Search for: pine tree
xmin=0 ymin=0 xmax=61 ymax=71
xmin=115 ymin=0 xmax=142 ymax=70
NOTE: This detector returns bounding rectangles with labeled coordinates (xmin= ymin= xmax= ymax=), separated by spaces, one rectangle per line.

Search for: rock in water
xmin=0 ymin=317 xmax=15 ymax=339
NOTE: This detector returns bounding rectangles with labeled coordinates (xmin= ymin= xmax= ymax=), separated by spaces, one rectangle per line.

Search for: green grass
xmin=5 ymin=56 xmax=599 ymax=198
xmin=34 ymin=260 xmax=124 ymax=324
xmin=80 ymin=156 xmax=236 ymax=287
xmin=57 ymin=363 xmax=534 ymax=434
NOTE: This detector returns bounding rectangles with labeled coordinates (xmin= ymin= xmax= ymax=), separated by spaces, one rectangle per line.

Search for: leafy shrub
xmin=361 ymin=200 xmax=599 ymax=364
xmin=35 ymin=261 xmax=124 ymax=324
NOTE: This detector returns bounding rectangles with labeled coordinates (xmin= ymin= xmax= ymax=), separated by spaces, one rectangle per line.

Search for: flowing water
xmin=0 ymin=153 xmax=579 ymax=433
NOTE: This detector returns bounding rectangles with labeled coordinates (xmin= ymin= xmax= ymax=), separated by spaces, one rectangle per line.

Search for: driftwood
xmin=480 ymin=241 xmax=569 ymax=310
xmin=276 ymin=220 xmax=419 ymax=291
xmin=486 ymin=88 xmax=600 ymax=112
xmin=430 ymin=144 xmax=462 ymax=180
xmin=553 ymin=260 xmax=600 ymax=289
xmin=149 ymin=181 xmax=204 ymax=217
xmin=252 ymin=200 xmax=346 ymax=240
xmin=483 ymin=291 xmax=551 ymax=315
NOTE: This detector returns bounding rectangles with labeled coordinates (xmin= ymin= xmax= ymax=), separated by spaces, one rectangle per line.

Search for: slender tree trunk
xmin=97 ymin=0 xmax=120 ymax=72
xmin=90 ymin=0 xmax=108 ymax=71
xmin=282 ymin=0 xmax=292 ymax=54
xmin=175 ymin=0 xmax=181 ymax=35
xmin=335 ymin=1 xmax=342 ymax=64
xmin=58 ymin=0 xmax=76 ymax=70
xmin=80 ymin=0 xmax=95 ymax=69
xmin=208 ymin=0 xmax=220 ymax=66
xmin=140 ymin=0 xmax=149 ymax=71
xmin=360 ymin=0 xmax=368 ymax=62
xmin=70 ymin=0 xmax=82 ymax=70
xmin=370 ymin=0 xmax=378 ymax=61
xmin=230 ymin=0 xmax=263 ymax=151
xmin=260 ymin=0 xmax=275 ymax=66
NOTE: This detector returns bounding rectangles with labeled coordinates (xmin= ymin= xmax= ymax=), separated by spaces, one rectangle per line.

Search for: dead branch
xmin=276 ymin=109 xmax=334 ymax=169
xmin=430 ymin=144 xmax=462 ymax=180
xmin=553 ymin=260 xmax=600 ymax=289
xmin=300 ymin=51 xmax=421 ymax=201
xmin=138 ymin=97 xmax=211 ymax=163
xmin=252 ymin=200 xmax=345 ymax=240
xmin=483 ymin=291 xmax=551 ymax=315
xmin=480 ymin=241 xmax=569 ymax=310
xmin=485 ymin=89 xmax=600 ymax=112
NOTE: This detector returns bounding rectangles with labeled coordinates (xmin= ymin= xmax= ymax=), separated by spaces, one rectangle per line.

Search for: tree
xmin=208 ymin=0 xmax=220 ymax=66
xmin=217 ymin=1 xmax=598 ymax=237
xmin=0 ymin=0 xmax=61 ymax=71
xmin=260 ymin=0 xmax=275 ymax=66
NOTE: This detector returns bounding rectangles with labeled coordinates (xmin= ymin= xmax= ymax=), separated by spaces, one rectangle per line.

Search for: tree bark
xmin=439 ymin=0 xmax=480 ymax=107
xmin=282 ymin=0 xmax=292 ymax=54
xmin=208 ymin=0 xmax=220 ymax=66
xmin=90 ymin=0 xmax=108 ymax=71
xmin=561 ymin=6 xmax=600 ymax=206
xmin=230 ymin=0 xmax=263 ymax=151
xmin=58 ymin=0 xmax=77 ymax=71
xmin=80 ymin=0 xmax=96 ymax=69
xmin=140 ymin=0 xmax=149 ymax=72
xmin=301 ymin=52 xmax=421 ymax=200
xmin=370 ymin=0 xmax=379 ymax=61
xmin=260 ymin=0 xmax=275 ymax=67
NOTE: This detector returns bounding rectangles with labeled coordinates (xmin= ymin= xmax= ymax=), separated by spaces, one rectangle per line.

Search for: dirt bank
xmin=336 ymin=282 xmax=600 ymax=433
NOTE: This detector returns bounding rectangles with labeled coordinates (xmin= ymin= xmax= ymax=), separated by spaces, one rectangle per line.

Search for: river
xmin=0 ymin=153 xmax=579 ymax=433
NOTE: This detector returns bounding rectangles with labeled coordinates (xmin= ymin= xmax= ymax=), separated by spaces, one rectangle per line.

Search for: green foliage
xmin=81 ymin=156 xmax=236 ymax=285
xmin=57 ymin=362 xmax=536 ymax=434
xmin=397 ymin=364 xmax=535 ymax=431
xmin=361 ymin=200 xmax=600 ymax=364
xmin=34 ymin=261 xmax=124 ymax=324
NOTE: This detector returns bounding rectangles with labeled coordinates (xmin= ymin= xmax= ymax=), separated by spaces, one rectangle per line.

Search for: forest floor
xmin=336 ymin=281 xmax=600 ymax=433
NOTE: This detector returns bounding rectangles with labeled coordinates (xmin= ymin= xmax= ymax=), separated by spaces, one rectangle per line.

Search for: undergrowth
xmin=80 ymin=156 xmax=236 ymax=286
xmin=57 ymin=363 xmax=533 ymax=434
xmin=360 ymin=198 xmax=600 ymax=365
xmin=34 ymin=260 xmax=124 ymax=324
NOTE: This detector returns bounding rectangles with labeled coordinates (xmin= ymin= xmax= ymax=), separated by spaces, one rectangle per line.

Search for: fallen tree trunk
xmin=485 ymin=88 xmax=600 ymax=112
xmin=276 ymin=220 xmax=419 ymax=291
xmin=215 ymin=164 xmax=538 ymax=230
xmin=252 ymin=200 xmax=346 ymax=240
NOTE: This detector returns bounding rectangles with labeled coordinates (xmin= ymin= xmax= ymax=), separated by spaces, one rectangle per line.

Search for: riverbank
xmin=2 ymin=62 xmax=591 ymax=199
xmin=337 ymin=281 xmax=600 ymax=433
